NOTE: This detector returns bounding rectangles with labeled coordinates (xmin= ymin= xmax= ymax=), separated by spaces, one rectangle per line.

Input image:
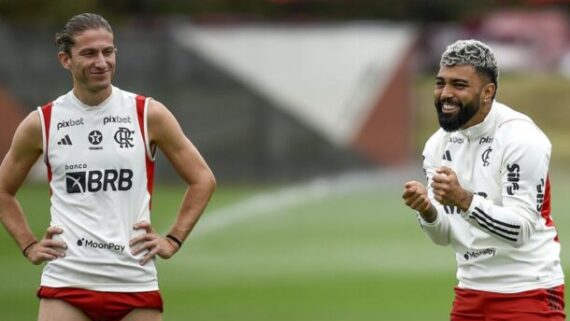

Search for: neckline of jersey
xmin=70 ymin=86 xmax=116 ymax=112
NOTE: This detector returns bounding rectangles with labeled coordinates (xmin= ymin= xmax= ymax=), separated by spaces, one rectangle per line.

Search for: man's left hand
xmin=130 ymin=221 xmax=179 ymax=265
xmin=432 ymin=166 xmax=473 ymax=212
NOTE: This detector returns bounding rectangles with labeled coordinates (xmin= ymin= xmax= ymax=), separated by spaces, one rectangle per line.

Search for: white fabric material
xmin=38 ymin=87 xmax=157 ymax=292
xmin=420 ymin=101 xmax=564 ymax=293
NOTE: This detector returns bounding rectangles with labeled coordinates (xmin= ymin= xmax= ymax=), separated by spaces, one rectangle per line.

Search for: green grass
xmin=1 ymin=182 xmax=455 ymax=321
xmin=2 ymin=173 xmax=570 ymax=320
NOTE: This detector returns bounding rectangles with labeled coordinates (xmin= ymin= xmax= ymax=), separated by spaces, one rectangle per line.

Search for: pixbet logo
xmin=103 ymin=115 xmax=131 ymax=126
xmin=77 ymin=238 xmax=125 ymax=253
xmin=57 ymin=118 xmax=84 ymax=130
xmin=66 ymin=169 xmax=133 ymax=193
xmin=479 ymin=136 xmax=494 ymax=144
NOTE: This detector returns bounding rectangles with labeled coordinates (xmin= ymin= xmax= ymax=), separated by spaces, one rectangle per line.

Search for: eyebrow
xmin=78 ymin=46 xmax=115 ymax=53
xmin=436 ymin=76 xmax=470 ymax=84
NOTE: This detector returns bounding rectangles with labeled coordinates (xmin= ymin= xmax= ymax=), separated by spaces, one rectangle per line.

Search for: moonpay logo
xmin=77 ymin=238 xmax=125 ymax=253
xmin=463 ymin=248 xmax=496 ymax=260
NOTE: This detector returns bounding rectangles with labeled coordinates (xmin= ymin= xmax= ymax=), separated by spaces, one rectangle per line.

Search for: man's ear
xmin=58 ymin=51 xmax=71 ymax=70
xmin=483 ymin=82 xmax=496 ymax=102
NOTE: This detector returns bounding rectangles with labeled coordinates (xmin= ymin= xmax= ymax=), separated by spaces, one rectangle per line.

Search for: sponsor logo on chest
xmin=57 ymin=118 xmax=84 ymax=130
xmin=65 ymin=166 xmax=134 ymax=193
xmin=103 ymin=115 xmax=132 ymax=126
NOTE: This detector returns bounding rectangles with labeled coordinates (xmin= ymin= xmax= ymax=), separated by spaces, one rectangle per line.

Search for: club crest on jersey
xmin=114 ymin=127 xmax=135 ymax=148
xmin=481 ymin=146 xmax=493 ymax=167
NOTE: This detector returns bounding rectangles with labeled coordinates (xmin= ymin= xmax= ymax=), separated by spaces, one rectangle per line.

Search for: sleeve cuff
xmin=418 ymin=210 xmax=441 ymax=227
xmin=461 ymin=194 xmax=481 ymax=219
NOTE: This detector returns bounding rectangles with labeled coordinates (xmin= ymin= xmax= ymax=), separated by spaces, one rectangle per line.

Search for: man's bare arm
xmin=130 ymin=100 xmax=216 ymax=265
xmin=0 ymin=111 xmax=67 ymax=263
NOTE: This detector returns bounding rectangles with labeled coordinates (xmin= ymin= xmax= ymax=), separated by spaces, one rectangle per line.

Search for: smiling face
xmin=434 ymin=64 xmax=495 ymax=132
xmin=58 ymin=28 xmax=116 ymax=99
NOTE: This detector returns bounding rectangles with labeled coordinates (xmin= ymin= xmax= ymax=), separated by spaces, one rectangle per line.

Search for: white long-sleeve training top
xmin=419 ymin=101 xmax=564 ymax=293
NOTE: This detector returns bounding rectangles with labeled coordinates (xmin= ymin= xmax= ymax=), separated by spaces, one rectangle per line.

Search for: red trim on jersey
xmin=542 ymin=176 xmax=552 ymax=226
xmin=135 ymin=95 xmax=155 ymax=209
xmin=37 ymin=286 xmax=163 ymax=321
xmin=541 ymin=176 xmax=559 ymax=241
xmin=40 ymin=102 xmax=54 ymax=190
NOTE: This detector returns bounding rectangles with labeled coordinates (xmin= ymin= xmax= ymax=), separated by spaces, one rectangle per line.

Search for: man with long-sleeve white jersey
xmin=402 ymin=39 xmax=564 ymax=321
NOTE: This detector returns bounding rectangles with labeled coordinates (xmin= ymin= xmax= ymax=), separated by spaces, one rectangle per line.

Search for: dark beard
xmin=435 ymin=97 xmax=480 ymax=132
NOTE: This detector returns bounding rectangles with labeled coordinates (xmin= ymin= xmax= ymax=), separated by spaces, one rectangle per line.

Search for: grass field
xmin=1 ymin=168 xmax=570 ymax=321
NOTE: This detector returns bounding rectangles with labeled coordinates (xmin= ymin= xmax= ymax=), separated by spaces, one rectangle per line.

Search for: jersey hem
xmin=457 ymin=277 xmax=564 ymax=294
xmin=39 ymin=281 xmax=159 ymax=293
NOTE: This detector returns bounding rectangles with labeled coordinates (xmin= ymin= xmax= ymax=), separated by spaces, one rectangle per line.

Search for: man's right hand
xmin=402 ymin=181 xmax=437 ymax=222
xmin=25 ymin=226 xmax=67 ymax=265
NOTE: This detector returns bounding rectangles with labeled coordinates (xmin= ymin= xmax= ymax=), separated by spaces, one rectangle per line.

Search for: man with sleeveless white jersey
xmin=402 ymin=39 xmax=564 ymax=320
xmin=0 ymin=13 xmax=216 ymax=321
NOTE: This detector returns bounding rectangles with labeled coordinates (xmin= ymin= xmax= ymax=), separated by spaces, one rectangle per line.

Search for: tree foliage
xmin=1 ymin=0 xmax=559 ymax=25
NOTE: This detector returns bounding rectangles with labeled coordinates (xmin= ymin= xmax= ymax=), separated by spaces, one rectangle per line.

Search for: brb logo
xmin=66 ymin=169 xmax=134 ymax=193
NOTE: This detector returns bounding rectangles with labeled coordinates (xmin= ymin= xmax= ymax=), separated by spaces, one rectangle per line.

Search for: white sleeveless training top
xmin=37 ymin=86 xmax=158 ymax=292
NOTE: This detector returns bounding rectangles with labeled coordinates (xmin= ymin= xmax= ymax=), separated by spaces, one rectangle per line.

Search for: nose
xmin=439 ymin=85 xmax=454 ymax=100
xmin=94 ymin=52 xmax=107 ymax=68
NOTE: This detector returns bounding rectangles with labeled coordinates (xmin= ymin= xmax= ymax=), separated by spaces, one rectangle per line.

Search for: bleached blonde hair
xmin=440 ymin=39 xmax=499 ymax=94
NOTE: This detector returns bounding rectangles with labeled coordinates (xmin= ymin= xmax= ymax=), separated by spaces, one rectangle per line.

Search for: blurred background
xmin=1 ymin=1 xmax=569 ymax=320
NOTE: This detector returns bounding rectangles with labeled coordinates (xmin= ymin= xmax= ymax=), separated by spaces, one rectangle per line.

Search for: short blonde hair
xmin=440 ymin=39 xmax=499 ymax=88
